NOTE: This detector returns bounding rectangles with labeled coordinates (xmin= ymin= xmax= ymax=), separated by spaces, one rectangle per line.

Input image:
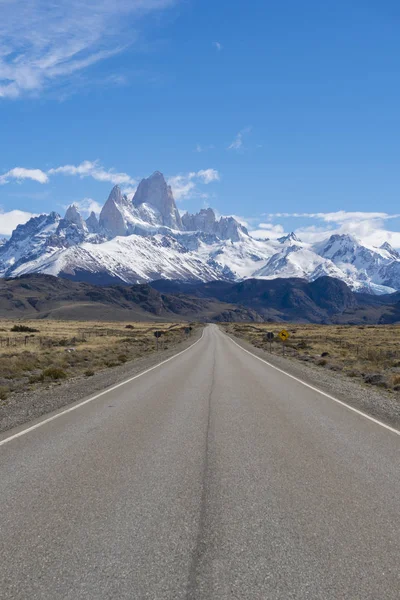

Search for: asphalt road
xmin=0 ymin=324 xmax=399 ymax=599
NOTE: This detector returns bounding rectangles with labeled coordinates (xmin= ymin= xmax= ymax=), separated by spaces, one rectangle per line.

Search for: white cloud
xmin=0 ymin=167 xmax=49 ymax=185
xmin=228 ymin=127 xmax=252 ymax=151
xmin=250 ymin=223 xmax=285 ymax=240
xmin=266 ymin=211 xmax=400 ymax=223
xmin=0 ymin=0 xmax=177 ymax=98
xmin=262 ymin=210 xmax=400 ymax=248
xmin=0 ymin=162 xmax=219 ymax=203
xmin=71 ymin=197 xmax=103 ymax=217
xmin=48 ymin=160 xmax=136 ymax=186
xmin=122 ymin=186 xmax=138 ymax=201
xmin=213 ymin=41 xmax=222 ymax=51
xmin=196 ymin=169 xmax=220 ymax=184
xmin=0 ymin=209 xmax=37 ymax=235
xmin=168 ymin=169 xmax=220 ymax=201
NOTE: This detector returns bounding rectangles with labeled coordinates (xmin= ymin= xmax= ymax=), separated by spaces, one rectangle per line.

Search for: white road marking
xmin=0 ymin=330 xmax=205 ymax=448
xmin=228 ymin=335 xmax=400 ymax=437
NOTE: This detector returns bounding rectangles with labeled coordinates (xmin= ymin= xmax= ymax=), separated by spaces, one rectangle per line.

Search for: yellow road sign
xmin=279 ymin=329 xmax=289 ymax=342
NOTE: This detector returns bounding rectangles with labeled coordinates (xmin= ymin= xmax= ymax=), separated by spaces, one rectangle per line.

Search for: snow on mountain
xmin=0 ymin=212 xmax=62 ymax=277
xmin=11 ymin=234 xmax=233 ymax=284
xmin=277 ymin=232 xmax=302 ymax=244
xmin=253 ymin=245 xmax=347 ymax=282
xmin=313 ymin=234 xmax=400 ymax=293
xmin=1 ymin=171 xmax=400 ymax=293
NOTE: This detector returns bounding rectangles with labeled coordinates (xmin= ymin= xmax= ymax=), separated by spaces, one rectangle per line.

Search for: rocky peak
xmin=64 ymin=204 xmax=85 ymax=229
xmin=380 ymin=241 xmax=400 ymax=259
xmin=107 ymin=185 xmax=124 ymax=205
xmin=99 ymin=186 xmax=129 ymax=237
xmin=133 ymin=171 xmax=183 ymax=230
xmin=182 ymin=208 xmax=216 ymax=233
xmin=7 ymin=212 xmax=61 ymax=245
xmin=278 ymin=232 xmax=301 ymax=244
xmin=215 ymin=216 xmax=248 ymax=242
xmin=182 ymin=209 xmax=247 ymax=241
xmin=86 ymin=211 xmax=100 ymax=234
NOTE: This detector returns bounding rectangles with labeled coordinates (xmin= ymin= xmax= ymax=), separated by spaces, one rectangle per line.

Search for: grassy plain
xmin=222 ymin=322 xmax=400 ymax=393
xmin=0 ymin=319 xmax=196 ymax=401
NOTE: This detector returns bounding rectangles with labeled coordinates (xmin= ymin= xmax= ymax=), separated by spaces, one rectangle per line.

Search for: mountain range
xmin=1 ymin=171 xmax=400 ymax=295
xmin=1 ymin=274 xmax=400 ymax=324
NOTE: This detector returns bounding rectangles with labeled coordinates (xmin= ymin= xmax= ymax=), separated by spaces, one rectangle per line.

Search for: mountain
xmin=133 ymin=171 xmax=183 ymax=230
xmin=151 ymin=277 xmax=400 ymax=324
xmin=2 ymin=273 xmax=400 ymax=324
xmin=0 ymin=274 xmax=261 ymax=322
xmin=1 ymin=171 xmax=400 ymax=294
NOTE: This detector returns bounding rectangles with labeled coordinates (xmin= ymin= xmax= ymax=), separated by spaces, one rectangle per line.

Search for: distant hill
xmin=151 ymin=277 xmax=400 ymax=324
xmin=1 ymin=274 xmax=400 ymax=324
xmin=0 ymin=274 xmax=261 ymax=322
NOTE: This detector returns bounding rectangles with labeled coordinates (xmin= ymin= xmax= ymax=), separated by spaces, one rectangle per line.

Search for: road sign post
xmin=278 ymin=329 xmax=290 ymax=355
xmin=265 ymin=331 xmax=274 ymax=353
xmin=154 ymin=330 xmax=163 ymax=350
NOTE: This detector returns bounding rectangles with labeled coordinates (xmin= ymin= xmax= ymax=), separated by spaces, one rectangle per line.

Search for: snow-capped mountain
xmin=1 ymin=171 xmax=400 ymax=293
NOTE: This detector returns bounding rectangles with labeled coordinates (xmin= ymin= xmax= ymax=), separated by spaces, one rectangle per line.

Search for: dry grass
xmin=0 ymin=319 xmax=197 ymax=402
xmin=222 ymin=322 xmax=400 ymax=393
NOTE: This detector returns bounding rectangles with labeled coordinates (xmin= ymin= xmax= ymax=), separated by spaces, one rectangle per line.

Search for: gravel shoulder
xmin=224 ymin=329 xmax=400 ymax=430
xmin=0 ymin=327 xmax=203 ymax=435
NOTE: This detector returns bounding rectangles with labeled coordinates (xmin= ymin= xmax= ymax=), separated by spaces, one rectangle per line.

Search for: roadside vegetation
xmin=222 ymin=323 xmax=400 ymax=395
xmin=0 ymin=320 xmax=197 ymax=403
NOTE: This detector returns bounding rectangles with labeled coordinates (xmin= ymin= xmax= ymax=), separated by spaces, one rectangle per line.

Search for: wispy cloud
xmin=227 ymin=127 xmax=252 ymax=151
xmin=48 ymin=160 xmax=136 ymax=186
xmin=266 ymin=211 xmax=400 ymax=223
xmin=0 ymin=0 xmax=177 ymax=98
xmin=0 ymin=161 xmax=220 ymax=202
xmin=168 ymin=169 xmax=220 ymax=200
xmin=195 ymin=143 xmax=214 ymax=153
xmin=0 ymin=167 xmax=49 ymax=185
xmin=213 ymin=41 xmax=222 ymax=51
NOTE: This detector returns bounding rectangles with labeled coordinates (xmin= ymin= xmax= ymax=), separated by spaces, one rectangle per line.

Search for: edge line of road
xmin=227 ymin=334 xmax=400 ymax=437
xmin=0 ymin=329 xmax=205 ymax=448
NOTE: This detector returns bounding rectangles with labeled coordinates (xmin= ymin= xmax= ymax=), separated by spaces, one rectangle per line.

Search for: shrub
xmin=0 ymin=386 xmax=9 ymax=401
xmin=297 ymin=340 xmax=308 ymax=349
xmin=105 ymin=361 xmax=119 ymax=368
xmin=125 ymin=324 xmax=134 ymax=329
xmin=363 ymin=373 xmax=387 ymax=388
xmin=29 ymin=373 xmax=45 ymax=384
xmin=43 ymin=366 xmax=67 ymax=380
xmin=316 ymin=358 xmax=327 ymax=366
xmin=391 ymin=374 xmax=400 ymax=391
xmin=85 ymin=369 xmax=95 ymax=377
xmin=347 ymin=370 xmax=360 ymax=378
xmin=11 ymin=325 xmax=39 ymax=333
xmin=118 ymin=354 xmax=128 ymax=364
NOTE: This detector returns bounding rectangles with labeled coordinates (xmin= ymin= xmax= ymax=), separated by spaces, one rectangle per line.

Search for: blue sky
xmin=1 ymin=0 xmax=400 ymax=246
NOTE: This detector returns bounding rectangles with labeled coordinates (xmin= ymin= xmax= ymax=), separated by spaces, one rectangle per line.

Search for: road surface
xmin=0 ymin=325 xmax=399 ymax=599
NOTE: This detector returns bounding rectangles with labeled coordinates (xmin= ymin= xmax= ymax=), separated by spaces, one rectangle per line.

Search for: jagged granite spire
xmin=86 ymin=211 xmax=100 ymax=234
xmin=182 ymin=208 xmax=248 ymax=241
xmin=64 ymin=204 xmax=85 ymax=230
xmin=133 ymin=171 xmax=183 ymax=230
xmin=99 ymin=185 xmax=128 ymax=237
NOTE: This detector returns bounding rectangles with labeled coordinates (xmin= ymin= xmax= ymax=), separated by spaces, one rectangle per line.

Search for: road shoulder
xmin=222 ymin=328 xmax=400 ymax=431
xmin=0 ymin=327 xmax=203 ymax=435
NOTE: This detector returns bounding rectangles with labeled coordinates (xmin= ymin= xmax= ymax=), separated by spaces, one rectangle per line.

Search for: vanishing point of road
xmin=0 ymin=325 xmax=399 ymax=599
